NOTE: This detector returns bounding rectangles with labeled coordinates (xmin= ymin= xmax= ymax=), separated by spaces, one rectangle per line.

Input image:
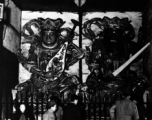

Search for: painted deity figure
xmin=83 ymin=17 xmax=135 ymax=79
xmin=82 ymin=17 xmax=150 ymax=118
xmin=16 ymin=18 xmax=84 ymax=99
xmin=83 ymin=16 xmax=149 ymax=98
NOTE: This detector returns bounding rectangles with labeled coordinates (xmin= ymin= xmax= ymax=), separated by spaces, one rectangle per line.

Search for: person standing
xmin=62 ymin=94 xmax=81 ymax=120
xmin=13 ymin=103 xmax=31 ymax=120
xmin=50 ymin=95 xmax=63 ymax=120
xmin=143 ymin=89 xmax=152 ymax=120
xmin=43 ymin=100 xmax=57 ymax=120
xmin=131 ymin=96 xmax=145 ymax=120
xmin=109 ymin=91 xmax=139 ymax=120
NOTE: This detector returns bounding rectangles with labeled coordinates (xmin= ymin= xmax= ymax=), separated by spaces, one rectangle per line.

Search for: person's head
xmin=130 ymin=95 xmax=138 ymax=104
xmin=123 ymin=91 xmax=132 ymax=99
xmin=50 ymin=95 xmax=61 ymax=106
xmin=70 ymin=94 xmax=79 ymax=105
xmin=48 ymin=99 xmax=57 ymax=112
xmin=20 ymin=104 xmax=26 ymax=113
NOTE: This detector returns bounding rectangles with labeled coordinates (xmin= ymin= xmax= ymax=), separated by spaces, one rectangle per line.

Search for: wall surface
xmin=143 ymin=0 xmax=152 ymax=103
xmin=3 ymin=0 xmax=21 ymax=54
xmin=1 ymin=0 xmax=21 ymax=119
xmin=2 ymin=0 xmax=21 ymax=90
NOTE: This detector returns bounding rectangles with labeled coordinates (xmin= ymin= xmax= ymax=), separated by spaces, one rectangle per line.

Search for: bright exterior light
xmin=74 ymin=0 xmax=86 ymax=7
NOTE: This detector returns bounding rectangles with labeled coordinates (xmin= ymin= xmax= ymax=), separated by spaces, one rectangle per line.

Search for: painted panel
xmin=19 ymin=11 xmax=142 ymax=84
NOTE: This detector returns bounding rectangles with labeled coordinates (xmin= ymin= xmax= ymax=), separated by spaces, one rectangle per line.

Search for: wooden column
xmin=143 ymin=0 xmax=152 ymax=111
xmin=0 ymin=0 xmax=4 ymax=119
xmin=78 ymin=0 xmax=83 ymax=83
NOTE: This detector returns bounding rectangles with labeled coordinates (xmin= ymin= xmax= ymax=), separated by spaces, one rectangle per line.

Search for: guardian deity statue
xmin=16 ymin=18 xmax=84 ymax=102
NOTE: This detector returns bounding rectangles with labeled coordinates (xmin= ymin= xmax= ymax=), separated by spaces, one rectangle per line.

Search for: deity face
xmin=42 ymin=30 xmax=57 ymax=46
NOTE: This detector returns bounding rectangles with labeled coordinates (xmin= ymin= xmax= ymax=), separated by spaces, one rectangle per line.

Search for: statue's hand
xmin=17 ymin=49 xmax=22 ymax=54
xmin=103 ymin=71 xmax=115 ymax=82
xmin=16 ymin=49 xmax=27 ymax=63
xmin=16 ymin=49 xmax=22 ymax=57
xmin=106 ymin=71 xmax=115 ymax=79
xmin=85 ymin=46 xmax=91 ymax=54
xmin=44 ymin=71 xmax=55 ymax=78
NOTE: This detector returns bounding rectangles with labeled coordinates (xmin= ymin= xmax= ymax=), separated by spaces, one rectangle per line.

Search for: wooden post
xmin=0 ymin=1 xmax=4 ymax=119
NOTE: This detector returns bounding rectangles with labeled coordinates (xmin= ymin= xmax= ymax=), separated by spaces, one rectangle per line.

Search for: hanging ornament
xmin=74 ymin=0 xmax=86 ymax=7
